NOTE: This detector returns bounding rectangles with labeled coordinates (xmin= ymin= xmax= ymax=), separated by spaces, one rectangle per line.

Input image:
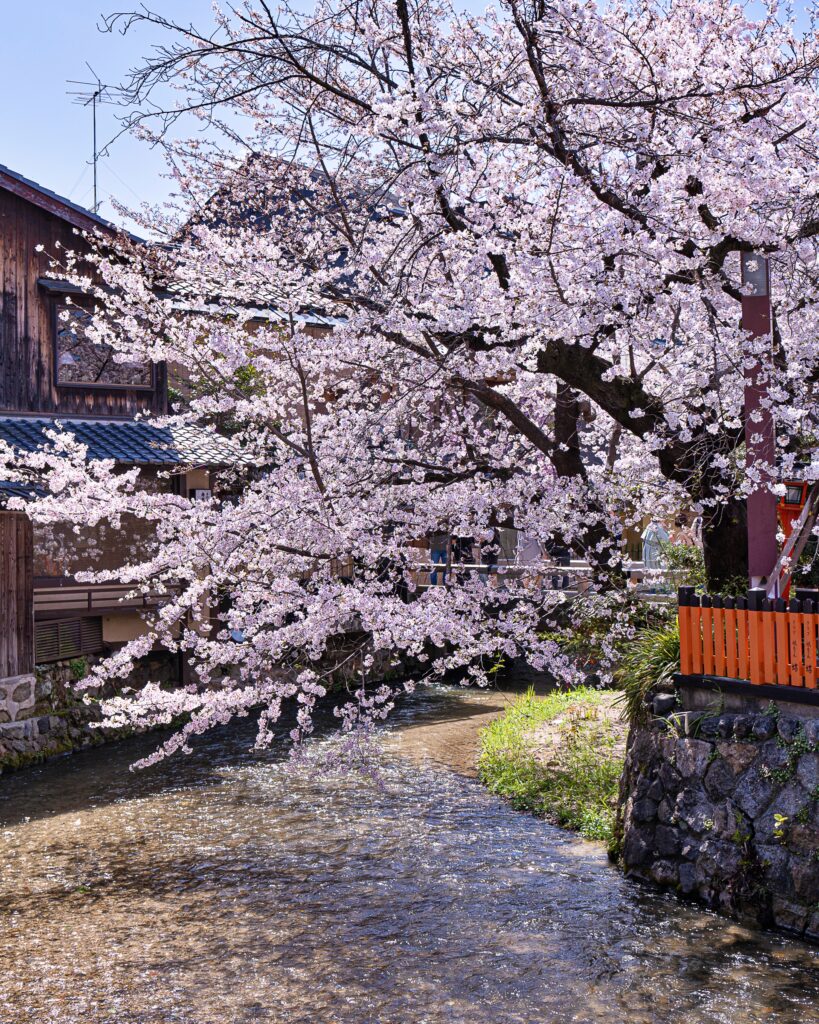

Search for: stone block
xmin=623 ymin=831 xmax=651 ymax=869
xmin=777 ymin=718 xmax=802 ymax=744
xmin=704 ymin=758 xmax=735 ymax=800
xmin=674 ymin=789 xmax=713 ymax=835
xmin=657 ymin=797 xmax=674 ymax=824
xmin=791 ymin=857 xmax=819 ymax=902
xmin=770 ymin=896 xmax=808 ymax=935
xmin=716 ymin=741 xmax=757 ymax=776
xmin=698 ymin=716 xmax=721 ymax=739
xmin=654 ymin=825 xmax=681 ymax=857
xmin=753 ymin=716 xmax=777 ymax=741
xmin=733 ymin=766 xmax=776 ymax=819
xmin=805 ymin=720 xmax=819 ymax=747
xmin=756 ymin=740 xmax=791 ymax=774
xmin=796 ymin=753 xmax=819 ymax=793
xmin=678 ymin=862 xmax=697 ymax=894
xmin=717 ymin=715 xmax=735 ymax=739
xmin=649 ymin=859 xmax=679 ymax=887
xmin=733 ymin=715 xmax=754 ymax=739
xmin=755 ymin=781 xmax=811 ymax=843
xmin=653 ymin=693 xmax=676 ymax=716
xmin=632 ymin=798 xmax=658 ymax=823
xmin=675 ymin=738 xmax=713 ymax=778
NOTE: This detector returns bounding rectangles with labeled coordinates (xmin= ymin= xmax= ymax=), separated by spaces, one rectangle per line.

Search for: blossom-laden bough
xmin=6 ymin=0 xmax=819 ymax=764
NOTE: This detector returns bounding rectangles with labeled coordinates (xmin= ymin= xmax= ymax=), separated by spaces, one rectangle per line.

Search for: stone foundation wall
xmin=620 ymin=697 xmax=819 ymax=941
xmin=0 ymin=652 xmax=178 ymax=774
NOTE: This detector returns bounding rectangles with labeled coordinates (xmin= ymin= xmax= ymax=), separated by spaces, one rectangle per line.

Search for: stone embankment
xmin=621 ymin=696 xmax=819 ymax=940
xmin=0 ymin=653 xmax=176 ymax=774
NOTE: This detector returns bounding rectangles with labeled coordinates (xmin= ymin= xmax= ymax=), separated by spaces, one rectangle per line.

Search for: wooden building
xmin=0 ymin=164 xmax=220 ymax=696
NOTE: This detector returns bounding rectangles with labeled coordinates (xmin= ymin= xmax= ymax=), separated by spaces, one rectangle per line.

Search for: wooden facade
xmin=0 ymin=512 xmax=33 ymax=678
xmin=0 ymin=182 xmax=166 ymax=418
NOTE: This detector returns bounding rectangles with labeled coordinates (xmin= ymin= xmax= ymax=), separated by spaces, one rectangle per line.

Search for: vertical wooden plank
xmin=804 ymin=600 xmax=817 ymax=690
xmin=712 ymin=597 xmax=727 ymax=676
xmin=678 ymin=587 xmax=694 ymax=675
xmin=762 ymin=600 xmax=776 ymax=684
xmin=774 ymin=598 xmax=790 ymax=686
xmin=747 ymin=590 xmax=764 ymax=685
xmin=736 ymin=597 xmax=749 ymax=681
xmin=690 ymin=593 xmax=704 ymax=675
xmin=701 ymin=595 xmax=714 ymax=676
xmin=789 ymin=598 xmax=804 ymax=688
xmin=724 ymin=597 xmax=738 ymax=678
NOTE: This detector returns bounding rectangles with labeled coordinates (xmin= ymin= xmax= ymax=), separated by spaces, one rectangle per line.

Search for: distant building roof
xmin=0 ymin=163 xmax=142 ymax=240
xmin=0 ymin=417 xmax=240 ymax=467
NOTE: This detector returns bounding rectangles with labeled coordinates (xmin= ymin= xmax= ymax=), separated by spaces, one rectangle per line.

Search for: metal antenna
xmin=66 ymin=65 xmax=126 ymax=213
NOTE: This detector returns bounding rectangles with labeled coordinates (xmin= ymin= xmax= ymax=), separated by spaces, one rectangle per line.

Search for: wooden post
xmin=0 ymin=512 xmax=34 ymax=680
xmin=741 ymin=253 xmax=778 ymax=588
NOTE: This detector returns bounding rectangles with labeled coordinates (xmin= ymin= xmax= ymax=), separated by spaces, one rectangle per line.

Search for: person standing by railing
xmin=429 ymin=529 xmax=450 ymax=585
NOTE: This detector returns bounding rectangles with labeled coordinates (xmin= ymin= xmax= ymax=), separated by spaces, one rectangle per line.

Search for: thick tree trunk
xmin=701 ymin=498 xmax=748 ymax=593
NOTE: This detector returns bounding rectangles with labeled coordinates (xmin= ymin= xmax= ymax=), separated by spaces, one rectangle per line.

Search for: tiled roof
xmin=0 ymin=480 xmax=44 ymax=506
xmin=0 ymin=417 xmax=239 ymax=466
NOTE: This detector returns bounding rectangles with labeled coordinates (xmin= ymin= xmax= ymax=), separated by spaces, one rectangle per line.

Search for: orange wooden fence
xmin=678 ymin=586 xmax=817 ymax=689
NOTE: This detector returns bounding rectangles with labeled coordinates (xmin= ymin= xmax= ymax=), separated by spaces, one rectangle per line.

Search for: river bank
xmin=1 ymin=684 xmax=817 ymax=1023
xmin=476 ymin=687 xmax=627 ymax=850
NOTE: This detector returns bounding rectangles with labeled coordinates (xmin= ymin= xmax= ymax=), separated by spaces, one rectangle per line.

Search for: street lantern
xmin=741 ymin=252 xmax=778 ymax=588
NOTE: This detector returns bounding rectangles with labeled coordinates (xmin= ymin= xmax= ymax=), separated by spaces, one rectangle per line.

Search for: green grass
xmin=477 ymin=687 xmax=625 ymax=848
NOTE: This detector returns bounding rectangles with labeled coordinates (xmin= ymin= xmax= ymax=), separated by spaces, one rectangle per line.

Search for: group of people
xmin=426 ymin=528 xmax=571 ymax=587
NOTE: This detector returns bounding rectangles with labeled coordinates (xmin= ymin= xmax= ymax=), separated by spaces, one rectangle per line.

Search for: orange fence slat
xmin=736 ymin=604 xmax=749 ymax=680
xmin=712 ymin=602 xmax=727 ymax=676
xmin=690 ymin=605 xmax=704 ymax=675
xmin=761 ymin=608 xmax=776 ymax=684
xmin=804 ymin=604 xmax=817 ymax=690
xmin=701 ymin=601 xmax=714 ymax=675
xmin=678 ymin=603 xmax=693 ymax=675
xmin=724 ymin=603 xmax=738 ymax=678
xmin=748 ymin=602 xmax=763 ymax=685
xmin=788 ymin=603 xmax=804 ymax=688
xmin=774 ymin=602 xmax=790 ymax=687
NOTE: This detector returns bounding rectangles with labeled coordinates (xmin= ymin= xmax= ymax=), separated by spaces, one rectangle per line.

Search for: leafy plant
xmin=659 ymin=541 xmax=707 ymax=591
xmin=614 ymin=619 xmax=680 ymax=725
xmin=69 ymin=657 xmax=88 ymax=682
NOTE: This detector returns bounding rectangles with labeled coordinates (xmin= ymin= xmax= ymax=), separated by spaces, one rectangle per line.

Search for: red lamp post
xmin=741 ymin=252 xmax=778 ymax=588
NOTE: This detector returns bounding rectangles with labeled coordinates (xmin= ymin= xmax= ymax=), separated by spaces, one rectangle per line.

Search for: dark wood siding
xmin=0 ymin=512 xmax=33 ymax=678
xmin=0 ymin=188 xmax=167 ymax=417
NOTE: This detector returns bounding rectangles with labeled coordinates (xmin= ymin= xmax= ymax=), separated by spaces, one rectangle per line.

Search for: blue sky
xmin=0 ymin=2 xmax=215 ymax=224
xmin=1 ymin=2 xmax=814 ymax=227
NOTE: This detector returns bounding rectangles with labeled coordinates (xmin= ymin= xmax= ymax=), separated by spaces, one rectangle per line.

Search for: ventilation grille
xmin=35 ymin=617 xmax=104 ymax=663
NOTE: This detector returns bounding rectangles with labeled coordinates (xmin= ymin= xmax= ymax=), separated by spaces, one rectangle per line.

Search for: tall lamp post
xmin=741 ymin=252 xmax=778 ymax=588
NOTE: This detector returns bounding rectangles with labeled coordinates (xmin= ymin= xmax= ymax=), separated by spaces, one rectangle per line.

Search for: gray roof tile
xmin=0 ymin=417 xmax=238 ymax=466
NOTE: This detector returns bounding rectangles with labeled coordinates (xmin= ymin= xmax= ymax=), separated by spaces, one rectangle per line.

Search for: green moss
xmin=477 ymin=687 xmax=624 ymax=852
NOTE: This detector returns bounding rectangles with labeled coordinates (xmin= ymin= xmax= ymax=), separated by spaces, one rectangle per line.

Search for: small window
xmin=55 ymin=303 xmax=152 ymax=388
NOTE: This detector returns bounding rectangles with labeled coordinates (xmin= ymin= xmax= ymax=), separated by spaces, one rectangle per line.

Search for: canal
xmin=0 ymin=685 xmax=817 ymax=1023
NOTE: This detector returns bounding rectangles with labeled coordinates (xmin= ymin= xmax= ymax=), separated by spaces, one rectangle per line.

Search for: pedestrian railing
xmin=678 ymin=585 xmax=818 ymax=690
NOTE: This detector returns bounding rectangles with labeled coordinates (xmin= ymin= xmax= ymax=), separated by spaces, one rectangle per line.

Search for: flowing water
xmin=0 ymin=686 xmax=817 ymax=1024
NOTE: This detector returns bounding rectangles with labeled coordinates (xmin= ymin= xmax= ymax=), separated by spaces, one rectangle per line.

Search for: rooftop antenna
xmin=66 ymin=64 xmax=125 ymax=213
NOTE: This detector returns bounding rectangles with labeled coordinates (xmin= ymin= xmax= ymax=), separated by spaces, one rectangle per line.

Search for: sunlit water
xmin=0 ymin=686 xmax=817 ymax=1024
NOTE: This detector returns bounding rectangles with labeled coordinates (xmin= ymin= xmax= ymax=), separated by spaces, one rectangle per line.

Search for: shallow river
xmin=1 ymin=686 xmax=818 ymax=1024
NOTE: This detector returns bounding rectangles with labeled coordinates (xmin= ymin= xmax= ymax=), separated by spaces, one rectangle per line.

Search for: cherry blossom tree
xmin=6 ymin=0 xmax=819 ymax=760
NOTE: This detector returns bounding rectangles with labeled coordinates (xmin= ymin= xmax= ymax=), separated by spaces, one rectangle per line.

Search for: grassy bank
xmin=477 ymin=687 xmax=626 ymax=850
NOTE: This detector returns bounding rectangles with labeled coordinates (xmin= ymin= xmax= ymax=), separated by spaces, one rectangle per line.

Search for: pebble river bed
xmin=0 ymin=685 xmax=817 ymax=1024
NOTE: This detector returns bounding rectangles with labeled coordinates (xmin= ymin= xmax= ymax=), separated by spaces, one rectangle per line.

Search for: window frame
xmin=52 ymin=296 xmax=155 ymax=393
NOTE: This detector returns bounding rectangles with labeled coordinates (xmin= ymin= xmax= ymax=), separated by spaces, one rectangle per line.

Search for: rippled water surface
xmin=1 ymin=687 xmax=818 ymax=1024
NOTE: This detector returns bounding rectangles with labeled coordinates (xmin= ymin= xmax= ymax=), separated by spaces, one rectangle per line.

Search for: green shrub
xmin=615 ymin=620 xmax=680 ymax=725
xmin=478 ymin=687 xmax=624 ymax=849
